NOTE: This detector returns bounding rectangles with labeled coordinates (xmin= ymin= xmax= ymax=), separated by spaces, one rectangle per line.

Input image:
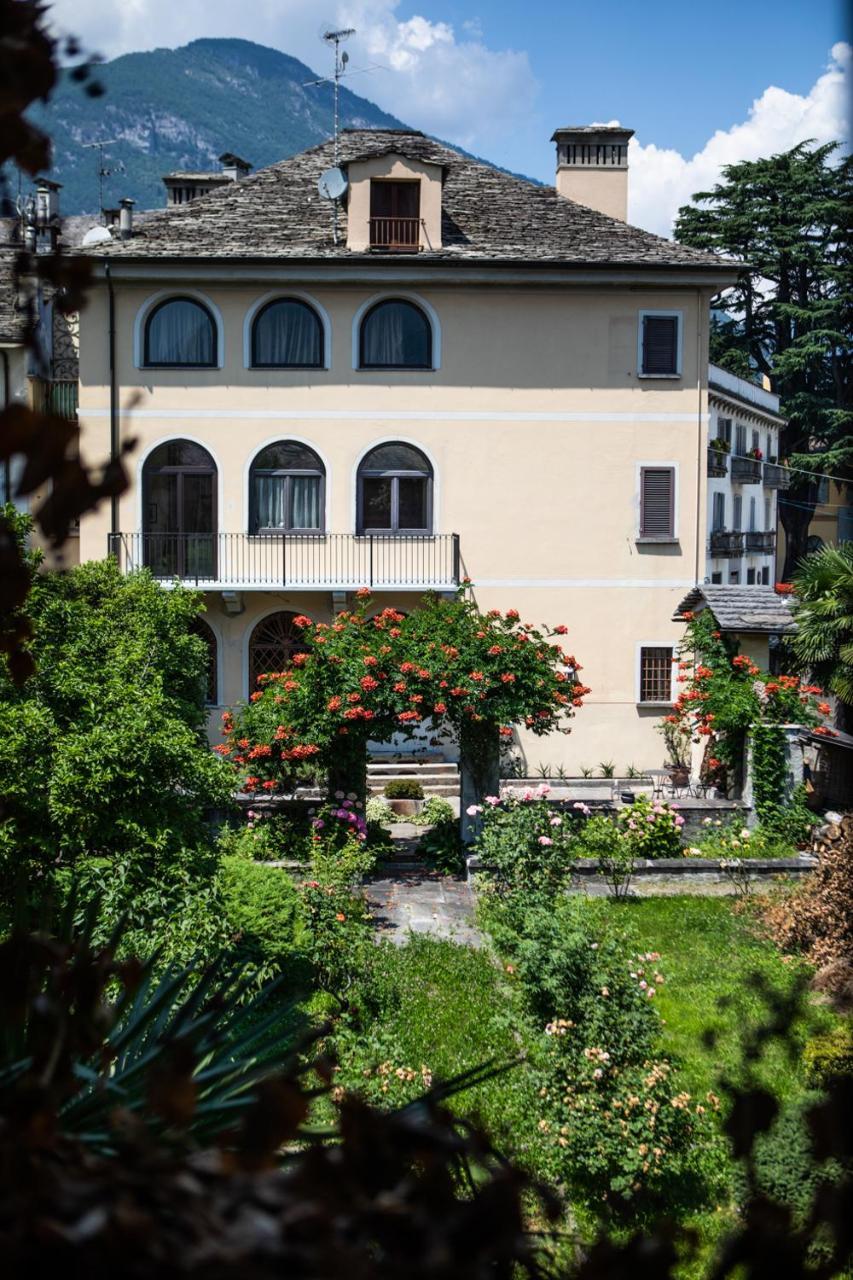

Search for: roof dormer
xmin=345 ymin=151 xmax=443 ymax=253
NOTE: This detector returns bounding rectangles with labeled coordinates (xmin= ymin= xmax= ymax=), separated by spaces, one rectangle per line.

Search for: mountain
xmin=21 ymin=38 xmax=409 ymax=215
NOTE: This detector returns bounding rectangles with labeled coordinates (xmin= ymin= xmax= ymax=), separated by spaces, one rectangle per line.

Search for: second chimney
xmin=119 ymin=197 xmax=135 ymax=241
xmin=551 ymin=125 xmax=634 ymax=222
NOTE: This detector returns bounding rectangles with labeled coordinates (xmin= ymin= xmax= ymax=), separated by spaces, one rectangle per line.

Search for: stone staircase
xmin=367 ymin=755 xmax=460 ymax=798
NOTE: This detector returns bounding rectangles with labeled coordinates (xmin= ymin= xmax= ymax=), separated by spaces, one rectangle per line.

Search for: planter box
xmin=387 ymin=797 xmax=423 ymax=817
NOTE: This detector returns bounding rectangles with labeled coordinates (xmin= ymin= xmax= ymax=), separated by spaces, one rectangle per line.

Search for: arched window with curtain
xmin=190 ymin=616 xmax=218 ymax=705
xmin=143 ymin=297 xmax=217 ymax=367
xmin=248 ymin=611 xmax=310 ymax=690
xmin=250 ymin=298 xmax=324 ymax=368
xmin=249 ymin=441 xmax=325 ymax=533
xmin=142 ymin=439 xmax=217 ymax=578
xmin=358 ymin=299 xmax=432 ymax=370
xmin=357 ymin=442 xmax=432 ymax=534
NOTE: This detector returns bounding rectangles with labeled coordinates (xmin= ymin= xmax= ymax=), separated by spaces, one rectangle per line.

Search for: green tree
xmin=0 ymin=542 xmax=231 ymax=895
xmin=675 ymin=142 xmax=853 ymax=576
xmin=790 ymin=542 xmax=853 ymax=730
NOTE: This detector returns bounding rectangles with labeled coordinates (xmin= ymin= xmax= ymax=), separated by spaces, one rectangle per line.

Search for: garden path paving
xmin=364 ymin=869 xmax=482 ymax=947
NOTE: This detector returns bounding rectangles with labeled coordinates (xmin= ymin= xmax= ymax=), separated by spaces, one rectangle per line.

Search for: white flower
xmin=466 ymin=804 xmax=482 ymax=816
xmin=739 ymin=828 xmax=751 ymax=839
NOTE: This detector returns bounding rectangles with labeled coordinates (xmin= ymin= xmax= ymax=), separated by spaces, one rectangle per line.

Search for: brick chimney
xmin=551 ymin=125 xmax=634 ymax=221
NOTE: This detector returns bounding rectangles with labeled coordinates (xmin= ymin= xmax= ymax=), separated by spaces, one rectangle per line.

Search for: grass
xmin=603 ymin=895 xmax=835 ymax=1100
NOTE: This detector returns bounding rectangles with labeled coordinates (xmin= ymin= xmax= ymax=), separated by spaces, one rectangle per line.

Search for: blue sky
xmin=51 ymin=0 xmax=852 ymax=235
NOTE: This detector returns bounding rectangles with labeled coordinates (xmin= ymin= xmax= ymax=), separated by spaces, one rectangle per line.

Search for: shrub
xmin=577 ymin=816 xmax=636 ymax=898
xmin=617 ymin=795 xmax=685 ymax=859
xmin=366 ymin=796 xmax=394 ymax=824
xmin=471 ymin=787 xmax=582 ymax=892
xmin=301 ymin=837 xmax=375 ymax=992
xmin=414 ymin=795 xmax=455 ymax=826
xmin=384 ymin=778 xmax=424 ymax=800
xmin=418 ymin=817 xmax=466 ymax=875
xmin=765 ymin=813 xmax=853 ymax=986
xmin=217 ymin=809 xmax=312 ymax=862
xmin=803 ymin=1023 xmax=853 ymax=1088
xmin=219 ymin=854 xmax=307 ymax=982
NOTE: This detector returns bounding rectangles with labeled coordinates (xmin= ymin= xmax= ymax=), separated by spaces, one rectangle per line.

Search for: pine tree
xmin=675 ymin=142 xmax=853 ymax=577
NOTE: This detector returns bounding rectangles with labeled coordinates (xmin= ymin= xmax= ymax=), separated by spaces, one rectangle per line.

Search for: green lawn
xmin=604 ymin=895 xmax=833 ymax=1100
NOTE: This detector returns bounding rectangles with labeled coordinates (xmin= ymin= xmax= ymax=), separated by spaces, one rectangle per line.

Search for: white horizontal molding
xmin=472 ymin=578 xmax=695 ymax=588
xmin=84 ymin=407 xmax=710 ymax=424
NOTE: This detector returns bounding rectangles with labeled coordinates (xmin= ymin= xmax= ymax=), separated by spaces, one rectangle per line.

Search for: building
xmin=71 ymin=125 xmax=737 ymax=772
xmin=705 ymin=364 xmax=789 ymax=588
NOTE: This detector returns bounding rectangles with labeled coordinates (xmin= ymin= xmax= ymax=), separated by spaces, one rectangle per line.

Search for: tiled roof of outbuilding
xmin=673 ymin=585 xmax=796 ymax=634
xmin=85 ymin=129 xmax=733 ymax=270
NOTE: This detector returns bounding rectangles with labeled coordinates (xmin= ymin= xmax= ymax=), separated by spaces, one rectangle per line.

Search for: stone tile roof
xmin=673 ymin=585 xmax=796 ymax=634
xmin=84 ymin=129 xmax=733 ymax=270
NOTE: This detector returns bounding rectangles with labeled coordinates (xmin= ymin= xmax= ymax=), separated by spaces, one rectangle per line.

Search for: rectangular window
xmin=639 ymin=467 xmax=675 ymax=538
xmin=761 ymin=566 xmax=770 ymax=585
xmin=747 ymin=568 xmax=756 ymax=584
xmin=752 ymin=428 xmax=760 ymax=452
xmin=639 ymin=646 xmax=673 ymax=704
xmin=735 ymin=423 xmax=747 ymax=455
xmin=717 ymin=417 xmax=732 ymax=445
xmin=748 ymin=496 xmax=757 ymax=531
xmin=639 ymin=312 xmax=681 ymax=376
xmin=711 ymin=571 xmax=723 ymax=584
xmin=764 ymin=497 xmax=772 ymax=529
xmin=712 ymin=491 xmax=726 ymax=531
xmin=730 ymin=569 xmax=740 ymax=583
xmin=369 ymin=180 xmax=420 ymax=251
xmin=733 ymin=495 xmax=743 ymax=530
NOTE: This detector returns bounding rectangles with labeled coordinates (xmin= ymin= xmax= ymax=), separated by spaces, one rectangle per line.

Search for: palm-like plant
xmin=791 ymin=544 xmax=853 ymax=726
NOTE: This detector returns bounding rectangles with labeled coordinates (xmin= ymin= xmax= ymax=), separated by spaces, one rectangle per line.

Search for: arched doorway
xmin=142 ymin=440 xmax=217 ymax=578
xmin=248 ymin=610 xmax=309 ymax=691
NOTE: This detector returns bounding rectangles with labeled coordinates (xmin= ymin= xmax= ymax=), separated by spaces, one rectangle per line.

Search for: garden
xmin=1 ymin=521 xmax=851 ymax=1276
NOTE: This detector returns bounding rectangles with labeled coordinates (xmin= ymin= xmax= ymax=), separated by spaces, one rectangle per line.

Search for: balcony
xmin=745 ymin=530 xmax=776 ymax=554
xmin=730 ymin=455 xmax=763 ymax=484
xmin=709 ymin=529 xmax=745 ymax=558
xmin=369 ymin=217 xmax=421 ymax=252
xmin=763 ymin=462 xmax=790 ymax=490
xmin=707 ymin=446 xmax=728 ymax=478
xmin=31 ymin=377 xmax=78 ymax=420
xmin=108 ymin=532 xmax=461 ymax=591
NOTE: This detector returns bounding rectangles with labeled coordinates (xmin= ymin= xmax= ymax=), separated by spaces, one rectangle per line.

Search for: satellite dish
xmin=81 ymin=225 xmax=113 ymax=246
xmin=318 ymin=166 xmax=348 ymax=200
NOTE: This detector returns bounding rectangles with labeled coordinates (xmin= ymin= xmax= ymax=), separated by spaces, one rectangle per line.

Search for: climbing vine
xmin=669 ymin=610 xmax=828 ymax=796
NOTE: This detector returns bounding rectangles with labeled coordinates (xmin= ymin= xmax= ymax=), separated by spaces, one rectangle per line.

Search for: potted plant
xmin=710 ymin=437 xmax=731 ymax=454
xmin=746 ymin=446 xmax=763 ymax=460
xmin=384 ymin=778 xmax=425 ymax=816
xmin=659 ymin=720 xmax=691 ymax=788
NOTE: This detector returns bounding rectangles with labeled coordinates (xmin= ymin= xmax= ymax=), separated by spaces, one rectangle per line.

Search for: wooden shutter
xmin=732 ymin=495 xmax=742 ymax=531
xmin=712 ymin=492 xmax=725 ymax=531
xmin=641 ymin=314 xmax=678 ymax=374
xmin=640 ymin=467 xmax=675 ymax=537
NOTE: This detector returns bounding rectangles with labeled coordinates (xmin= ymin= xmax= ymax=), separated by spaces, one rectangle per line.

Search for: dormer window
xmin=369 ymin=180 xmax=420 ymax=252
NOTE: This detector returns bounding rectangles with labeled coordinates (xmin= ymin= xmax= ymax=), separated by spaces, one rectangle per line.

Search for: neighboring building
xmin=705 ymin=364 xmax=789 ymax=589
xmin=672 ymin=583 xmax=795 ymax=673
xmin=71 ymin=125 xmax=737 ymax=771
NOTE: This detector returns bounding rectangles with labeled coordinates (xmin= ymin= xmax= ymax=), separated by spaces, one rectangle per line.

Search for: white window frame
xmin=637 ymin=309 xmax=683 ymax=379
xmin=635 ymin=641 xmax=675 ymax=707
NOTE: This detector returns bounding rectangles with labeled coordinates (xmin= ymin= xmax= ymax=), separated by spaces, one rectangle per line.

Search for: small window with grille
xmin=638 ymin=646 xmax=673 ymax=704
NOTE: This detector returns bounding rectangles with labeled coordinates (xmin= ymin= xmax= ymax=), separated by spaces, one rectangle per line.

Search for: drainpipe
xmin=1 ymin=348 xmax=10 ymax=503
xmin=105 ymin=260 xmax=118 ymax=543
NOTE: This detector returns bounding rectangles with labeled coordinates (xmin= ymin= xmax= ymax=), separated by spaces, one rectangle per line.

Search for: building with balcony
xmin=70 ymin=126 xmax=737 ymax=770
xmin=706 ymin=363 xmax=788 ymax=589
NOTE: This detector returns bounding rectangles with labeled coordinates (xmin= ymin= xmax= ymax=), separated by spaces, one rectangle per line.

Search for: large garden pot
xmin=387 ymin=798 xmax=423 ymax=817
xmin=668 ymin=767 xmax=690 ymax=788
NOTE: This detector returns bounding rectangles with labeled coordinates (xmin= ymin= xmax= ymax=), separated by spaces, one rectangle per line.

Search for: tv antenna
xmin=305 ymin=27 xmax=356 ymax=165
xmin=82 ymin=139 xmax=125 ymax=218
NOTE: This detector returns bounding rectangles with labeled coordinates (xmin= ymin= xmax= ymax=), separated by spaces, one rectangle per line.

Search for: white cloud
xmin=628 ymin=43 xmax=851 ymax=236
xmin=46 ymin=0 xmax=536 ymax=154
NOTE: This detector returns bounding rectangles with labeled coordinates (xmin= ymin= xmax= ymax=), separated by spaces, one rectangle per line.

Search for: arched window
xmin=248 ymin=611 xmax=310 ymax=690
xmin=249 ymin=441 xmax=325 ymax=533
xmin=359 ymin=299 xmax=432 ymax=370
xmin=190 ymin=616 xmax=218 ymax=705
xmin=143 ymin=297 xmax=216 ymax=367
xmin=250 ymin=298 xmax=324 ymax=368
xmin=142 ymin=440 xmax=217 ymax=578
xmin=357 ymin=443 xmax=432 ymax=534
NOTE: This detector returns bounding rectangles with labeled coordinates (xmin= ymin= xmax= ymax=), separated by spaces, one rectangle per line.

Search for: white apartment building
xmin=706 ymin=364 xmax=789 ymax=587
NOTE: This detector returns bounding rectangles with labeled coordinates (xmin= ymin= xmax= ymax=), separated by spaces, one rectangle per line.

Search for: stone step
xmin=367 ymin=762 xmax=459 ymax=776
xmin=370 ymin=771 xmax=459 ymax=784
xmin=369 ymin=783 xmax=460 ymax=797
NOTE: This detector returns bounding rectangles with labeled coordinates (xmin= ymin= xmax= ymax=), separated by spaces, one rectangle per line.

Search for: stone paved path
xmin=364 ymin=870 xmax=481 ymax=947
